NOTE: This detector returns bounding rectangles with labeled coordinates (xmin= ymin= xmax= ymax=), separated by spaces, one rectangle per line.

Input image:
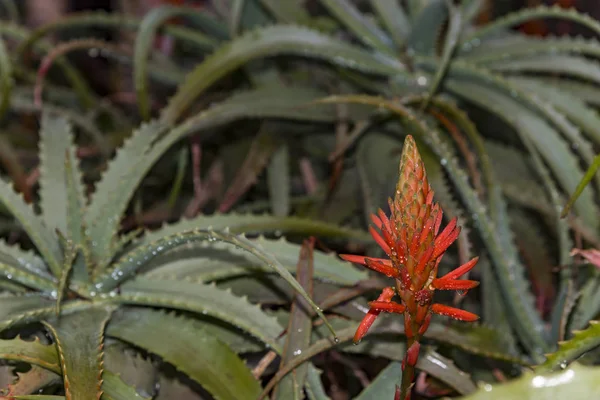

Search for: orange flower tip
xmin=431 ymin=304 xmax=479 ymax=322
xmin=339 ymin=254 xmax=367 ymax=265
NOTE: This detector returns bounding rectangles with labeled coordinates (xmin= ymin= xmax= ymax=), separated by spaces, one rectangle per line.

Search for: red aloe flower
xmin=340 ymin=135 xmax=479 ymax=400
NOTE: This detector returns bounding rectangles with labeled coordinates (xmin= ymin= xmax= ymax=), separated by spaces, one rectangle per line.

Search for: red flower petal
xmin=431 ymin=278 xmax=480 ymax=291
xmin=369 ymin=226 xmax=392 ymax=255
xmin=353 ymin=287 xmax=395 ymax=343
xmin=364 ymin=258 xmax=399 ymax=278
xmin=430 ymin=304 xmax=479 ymax=322
xmin=433 ymin=218 xmax=460 ymax=259
xmin=339 ymin=254 xmax=367 ymax=266
xmin=369 ymin=300 xmax=406 ymax=314
xmin=437 ymin=257 xmax=479 ymax=281
xmin=371 ymin=213 xmax=383 ymax=229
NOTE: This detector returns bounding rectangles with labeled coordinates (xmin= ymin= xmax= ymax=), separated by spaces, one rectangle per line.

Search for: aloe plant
xmin=1 ymin=0 xmax=600 ymax=398
xmin=0 ymin=110 xmax=375 ymax=398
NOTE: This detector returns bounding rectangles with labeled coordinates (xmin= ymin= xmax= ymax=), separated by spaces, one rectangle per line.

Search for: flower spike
xmin=338 ymin=135 xmax=479 ymax=400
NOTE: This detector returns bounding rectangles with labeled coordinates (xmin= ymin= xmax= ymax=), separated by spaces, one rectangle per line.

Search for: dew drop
xmin=483 ymin=383 xmax=492 ymax=392
xmin=293 ymin=349 xmax=302 ymax=356
xmin=559 ymin=361 xmax=568 ymax=370
xmin=333 ymin=336 xmax=340 ymax=344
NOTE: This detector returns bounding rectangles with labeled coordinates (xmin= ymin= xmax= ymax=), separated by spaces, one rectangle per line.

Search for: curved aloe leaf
xmin=540 ymin=78 xmax=600 ymax=107
xmin=0 ymin=335 xmax=148 ymax=400
xmin=0 ymin=178 xmax=62 ymax=276
xmin=273 ymin=239 xmax=314 ymax=399
xmin=0 ymin=336 xmax=59 ymax=371
xmin=370 ymin=0 xmax=410 ymax=47
xmin=16 ymin=11 xmax=216 ymax=62
xmin=134 ymin=5 xmax=223 ymax=120
xmin=101 ymin=229 xmax=337 ymax=338
xmin=461 ymin=363 xmax=600 ymax=399
xmin=143 ymin=235 xmax=368 ymax=285
xmin=107 ymin=308 xmax=261 ymax=400
xmin=318 ymin=0 xmax=394 ymax=54
xmin=37 ymin=112 xmax=86 ymax=253
xmin=463 ymin=35 xmax=600 ymax=64
xmin=115 ymin=278 xmax=283 ymax=349
xmin=85 ymin=119 xmax=168 ymax=265
xmin=42 ymin=306 xmax=115 ymax=400
xmin=507 ymin=77 xmax=600 ymax=148
xmin=440 ymin=75 xmax=599 ymax=230
xmin=489 ymin=55 xmax=600 ymax=86
xmin=407 ymin=0 xmax=447 ymax=55
xmin=0 ymin=262 xmax=55 ymax=291
xmin=90 ymin=86 xmax=367 ymax=269
xmin=161 ymin=24 xmax=405 ymax=122
xmin=0 ymin=299 xmax=92 ymax=332
xmin=537 ymin=321 xmax=600 ymax=373
xmin=461 ymin=5 xmax=600 ymax=46
xmin=1 ymin=23 xmax=93 ymax=108
xmin=422 ymin=1 xmax=462 ymax=109
xmin=561 ymin=154 xmax=600 ymax=218
xmin=140 ymin=212 xmax=370 ymax=245
xmin=259 ymin=0 xmax=312 ymax=24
